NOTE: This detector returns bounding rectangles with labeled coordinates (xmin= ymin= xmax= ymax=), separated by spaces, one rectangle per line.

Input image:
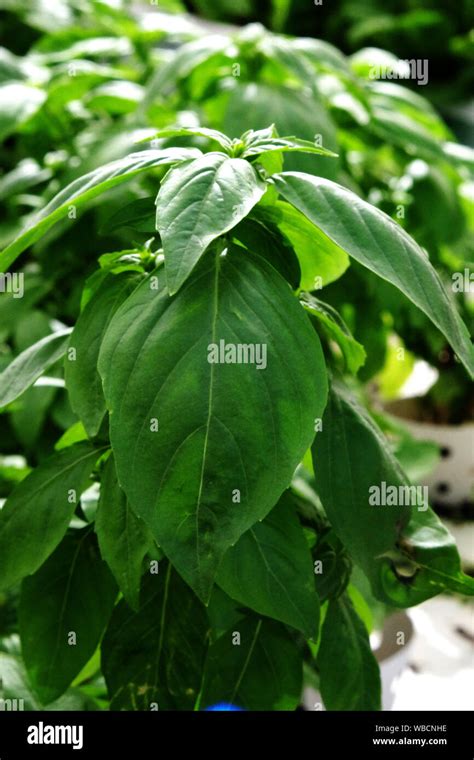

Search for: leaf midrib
xmin=194 ymin=253 xmax=220 ymax=594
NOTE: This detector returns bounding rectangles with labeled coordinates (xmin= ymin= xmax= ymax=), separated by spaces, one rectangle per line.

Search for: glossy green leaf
xmin=382 ymin=506 xmax=474 ymax=603
xmin=217 ymin=493 xmax=319 ymax=638
xmin=155 ymin=152 xmax=266 ymax=294
xmin=0 ymin=442 xmax=102 ymax=591
xmin=0 ymin=147 xmax=201 ymax=273
xmin=65 ymin=272 xmax=141 ymax=437
xmin=311 ymin=382 xmax=474 ymax=606
xmin=19 ymin=529 xmax=117 ymax=704
xmin=201 ymin=615 xmax=302 ymax=711
xmin=317 ymin=594 xmax=381 ymax=710
xmin=99 ymin=247 xmax=327 ymax=601
xmin=273 ymin=172 xmax=474 ymax=377
xmin=95 ymin=455 xmax=153 ymax=611
xmin=101 ymin=565 xmax=209 ymax=710
xmin=310 ymin=380 xmax=404 ymax=587
xmin=0 ymin=328 xmax=71 ymax=409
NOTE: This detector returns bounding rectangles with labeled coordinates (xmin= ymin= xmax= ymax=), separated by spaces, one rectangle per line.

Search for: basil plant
xmin=0 ymin=125 xmax=472 ymax=711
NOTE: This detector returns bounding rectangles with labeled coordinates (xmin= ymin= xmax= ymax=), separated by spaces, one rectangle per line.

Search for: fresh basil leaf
xmin=0 ymin=148 xmax=201 ymax=273
xmin=99 ymin=247 xmax=327 ymax=602
xmin=101 ymin=565 xmax=209 ymax=710
xmin=383 ymin=506 xmax=474 ymax=603
xmin=156 ymin=152 xmax=266 ymax=294
xmin=273 ymin=172 xmax=474 ymax=377
xmin=0 ymin=442 xmax=102 ymax=591
xmin=312 ymin=382 xmax=474 ymax=605
xmin=0 ymin=328 xmax=71 ymax=409
xmin=19 ymin=529 xmax=117 ymax=704
xmin=95 ymin=455 xmax=153 ymax=611
xmin=217 ymin=493 xmax=319 ymax=638
xmin=201 ymin=615 xmax=302 ymax=711
xmin=317 ymin=593 xmax=381 ymax=710
xmin=242 ymin=136 xmax=337 ymax=159
xmin=65 ymin=271 xmax=141 ymax=437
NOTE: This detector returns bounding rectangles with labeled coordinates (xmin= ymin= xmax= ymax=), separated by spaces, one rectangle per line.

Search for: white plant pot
xmin=302 ymin=611 xmax=414 ymax=711
xmin=385 ymin=398 xmax=474 ymax=509
xmin=373 ymin=612 xmax=415 ymax=711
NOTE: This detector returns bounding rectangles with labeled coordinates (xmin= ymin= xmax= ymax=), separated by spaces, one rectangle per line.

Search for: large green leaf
xmin=217 ymin=493 xmax=319 ymax=638
xmin=99 ymin=247 xmax=327 ymax=601
xmin=385 ymin=505 xmax=474 ymax=603
xmin=101 ymin=564 xmax=209 ymax=710
xmin=0 ymin=147 xmax=201 ymax=273
xmin=0 ymin=442 xmax=101 ymax=591
xmin=95 ymin=455 xmax=152 ymax=611
xmin=0 ymin=328 xmax=71 ymax=409
xmin=19 ymin=529 xmax=117 ymax=705
xmin=311 ymin=382 xmax=474 ymax=605
xmin=65 ymin=272 xmax=141 ymax=437
xmin=155 ymin=152 xmax=266 ymax=294
xmin=317 ymin=594 xmax=381 ymax=710
xmin=273 ymin=172 xmax=474 ymax=377
xmin=201 ymin=615 xmax=302 ymax=711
